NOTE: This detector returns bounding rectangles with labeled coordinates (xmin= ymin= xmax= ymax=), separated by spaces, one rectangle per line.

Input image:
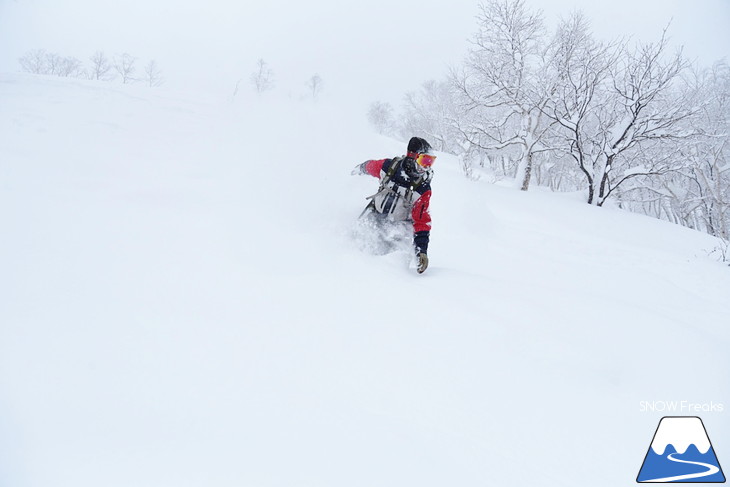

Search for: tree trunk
xmin=515 ymin=150 xmax=532 ymax=191
xmin=586 ymin=180 xmax=595 ymax=205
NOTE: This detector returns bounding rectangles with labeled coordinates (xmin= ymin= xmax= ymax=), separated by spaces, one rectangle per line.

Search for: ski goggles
xmin=408 ymin=152 xmax=437 ymax=168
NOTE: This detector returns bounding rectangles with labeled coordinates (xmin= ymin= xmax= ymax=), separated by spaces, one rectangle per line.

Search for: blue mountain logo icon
xmin=637 ymin=416 xmax=725 ymax=483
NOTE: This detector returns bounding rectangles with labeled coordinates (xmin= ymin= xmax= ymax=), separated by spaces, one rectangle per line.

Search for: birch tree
xmin=689 ymin=62 xmax=730 ymax=239
xmin=657 ymin=62 xmax=730 ymax=237
xmin=143 ymin=60 xmax=164 ymax=87
xmin=19 ymin=49 xmax=84 ymax=78
xmin=45 ymin=53 xmax=64 ymax=76
xmin=542 ymin=13 xmax=618 ymax=203
xmin=89 ymin=51 xmax=113 ymax=81
xmin=113 ymin=53 xmax=137 ymax=84
xmin=57 ymin=56 xmax=84 ymax=77
xmin=19 ymin=49 xmax=49 ymax=74
xmin=452 ymin=0 xmax=555 ymax=190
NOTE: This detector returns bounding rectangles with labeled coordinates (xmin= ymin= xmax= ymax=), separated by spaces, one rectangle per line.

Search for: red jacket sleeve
xmin=411 ymin=189 xmax=432 ymax=233
xmin=364 ymin=159 xmax=386 ymax=178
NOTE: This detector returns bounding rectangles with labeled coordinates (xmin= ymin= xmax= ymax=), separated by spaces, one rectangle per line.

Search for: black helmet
xmin=403 ymin=136 xmax=435 ymax=177
xmin=407 ymin=136 xmax=432 ymax=155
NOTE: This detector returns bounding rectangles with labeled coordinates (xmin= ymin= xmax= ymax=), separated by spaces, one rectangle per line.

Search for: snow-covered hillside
xmin=1 ymin=74 xmax=729 ymax=487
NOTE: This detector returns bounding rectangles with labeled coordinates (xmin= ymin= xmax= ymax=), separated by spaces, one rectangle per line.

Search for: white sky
xmin=1 ymin=0 xmax=729 ymax=108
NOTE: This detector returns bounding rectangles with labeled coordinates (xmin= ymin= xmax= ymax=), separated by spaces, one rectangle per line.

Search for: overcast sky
xmin=1 ymin=0 xmax=729 ymax=108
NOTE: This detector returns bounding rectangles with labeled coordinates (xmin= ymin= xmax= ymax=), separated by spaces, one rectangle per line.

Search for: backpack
xmin=363 ymin=157 xmax=432 ymax=220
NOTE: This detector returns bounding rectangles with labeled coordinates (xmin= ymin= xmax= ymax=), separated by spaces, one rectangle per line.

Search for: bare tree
xmin=367 ymin=101 xmax=397 ymax=136
xmin=44 ymin=52 xmax=64 ymax=76
xmin=57 ymin=56 xmax=84 ymax=77
xmin=250 ymin=58 xmax=274 ymax=93
xmin=88 ymin=51 xmax=113 ymax=81
xmin=306 ymin=74 xmax=323 ymax=100
xmin=143 ymin=60 xmax=164 ymax=87
xmin=113 ymin=53 xmax=137 ymax=84
xmin=18 ymin=49 xmax=84 ymax=78
xmin=19 ymin=49 xmax=50 ymax=74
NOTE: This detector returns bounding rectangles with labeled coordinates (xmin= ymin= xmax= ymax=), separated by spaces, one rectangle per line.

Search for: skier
xmin=351 ymin=136 xmax=435 ymax=274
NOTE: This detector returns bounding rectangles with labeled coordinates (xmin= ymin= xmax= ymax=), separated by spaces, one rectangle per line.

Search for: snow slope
xmin=1 ymin=74 xmax=729 ymax=487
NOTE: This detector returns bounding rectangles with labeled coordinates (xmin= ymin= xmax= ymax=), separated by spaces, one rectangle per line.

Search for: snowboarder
xmin=351 ymin=136 xmax=435 ymax=274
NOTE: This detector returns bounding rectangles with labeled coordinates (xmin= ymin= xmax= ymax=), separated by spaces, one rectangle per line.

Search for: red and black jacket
xmin=359 ymin=158 xmax=432 ymax=254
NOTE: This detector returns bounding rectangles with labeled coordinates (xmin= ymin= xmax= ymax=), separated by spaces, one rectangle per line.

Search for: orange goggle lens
xmin=416 ymin=153 xmax=436 ymax=168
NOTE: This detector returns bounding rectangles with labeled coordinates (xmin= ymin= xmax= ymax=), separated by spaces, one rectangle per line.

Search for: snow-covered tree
xmin=113 ymin=53 xmax=137 ymax=84
xmin=649 ymin=62 xmax=730 ymax=237
xmin=383 ymin=3 xmax=727 ymax=240
xmin=367 ymin=101 xmax=397 ymax=136
xmin=452 ymin=0 xmax=556 ymax=190
xmin=542 ymin=13 xmax=619 ymax=201
xmin=19 ymin=49 xmax=84 ymax=78
xmin=306 ymin=74 xmax=323 ymax=100
xmin=57 ymin=56 xmax=84 ymax=77
xmin=686 ymin=62 xmax=730 ymax=239
xmin=18 ymin=49 xmax=50 ymax=74
xmin=401 ymin=80 xmax=462 ymax=153
xmin=143 ymin=60 xmax=164 ymax=87
xmin=89 ymin=51 xmax=114 ymax=81
xmin=545 ymin=22 xmax=693 ymax=206
xmin=250 ymin=58 xmax=274 ymax=93
xmin=44 ymin=52 xmax=64 ymax=75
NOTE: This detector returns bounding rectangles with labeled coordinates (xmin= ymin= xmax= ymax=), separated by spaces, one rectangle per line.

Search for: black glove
xmin=416 ymin=252 xmax=429 ymax=274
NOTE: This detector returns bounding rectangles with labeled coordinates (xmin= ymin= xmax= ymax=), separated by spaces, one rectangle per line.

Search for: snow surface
xmin=1 ymin=74 xmax=730 ymax=487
